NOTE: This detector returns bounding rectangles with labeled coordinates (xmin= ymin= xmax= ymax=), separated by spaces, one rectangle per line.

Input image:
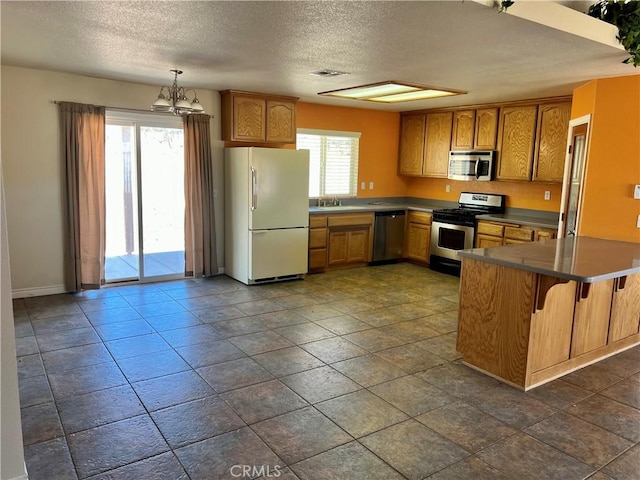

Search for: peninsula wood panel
xmin=571 ymin=280 xmax=615 ymax=357
xmin=474 ymin=108 xmax=499 ymax=150
xmin=532 ymin=102 xmax=571 ymax=182
xmin=266 ymin=100 xmax=296 ymax=143
xmin=528 ymin=278 xmax=576 ymax=372
xmin=423 ymin=112 xmax=453 ymax=177
xmin=457 ymin=258 xmax=535 ymax=386
xmin=451 ymin=110 xmax=475 ymax=150
xmin=609 ymin=274 xmax=640 ymax=342
xmin=496 ymin=105 xmax=538 ymax=181
xmin=398 ymin=114 xmax=426 ymax=176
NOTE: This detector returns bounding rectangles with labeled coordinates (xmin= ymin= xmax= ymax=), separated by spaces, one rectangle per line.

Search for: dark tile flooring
xmin=13 ymin=263 xmax=640 ymax=480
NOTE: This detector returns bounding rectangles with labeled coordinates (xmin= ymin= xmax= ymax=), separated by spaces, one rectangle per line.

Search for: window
xmin=297 ymin=128 xmax=360 ymax=198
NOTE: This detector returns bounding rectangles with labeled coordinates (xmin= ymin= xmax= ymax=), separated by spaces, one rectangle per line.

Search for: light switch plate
xmin=369 ymin=182 xmax=374 ymax=190
xmin=361 ymin=182 xmax=366 ymax=190
xmin=637 ymin=214 xmax=640 ymax=229
xmin=634 ymin=185 xmax=640 ymax=199
xmin=445 ymin=184 xmax=451 ymax=193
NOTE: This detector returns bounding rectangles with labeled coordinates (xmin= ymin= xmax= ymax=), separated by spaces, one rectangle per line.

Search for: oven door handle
xmin=474 ymin=160 xmax=480 ymax=179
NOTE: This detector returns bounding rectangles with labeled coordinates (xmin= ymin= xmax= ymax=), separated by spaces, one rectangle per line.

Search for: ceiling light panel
xmin=318 ymin=81 xmax=466 ymax=103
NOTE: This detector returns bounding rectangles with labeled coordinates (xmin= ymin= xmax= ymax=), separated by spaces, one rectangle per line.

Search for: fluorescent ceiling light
xmin=318 ymin=81 xmax=466 ymax=103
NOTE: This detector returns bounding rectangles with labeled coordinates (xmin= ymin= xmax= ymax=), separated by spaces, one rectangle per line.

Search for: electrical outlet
xmin=445 ymin=184 xmax=451 ymax=193
xmin=634 ymin=184 xmax=640 ymax=199
xmin=361 ymin=182 xmax=366 ymax=190
xmin=544 ymin=191 xmax=551 ymax=200
xmin=637 ymin=214 xmax=640 ymax=229
xmin=369 ymin=182 xmax=374 ymax=190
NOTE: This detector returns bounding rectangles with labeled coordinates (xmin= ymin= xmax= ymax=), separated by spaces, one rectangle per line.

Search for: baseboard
xmin=8 ymin=463 xmax=28 ymax=480
xmin=12 ymin=284 xmax=67 ymax=299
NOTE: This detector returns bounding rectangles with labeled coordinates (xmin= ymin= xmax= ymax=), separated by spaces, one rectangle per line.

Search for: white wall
xmin=0 ymin=172 xmax=27 ymax=479
xmin=1 ymin=66 xmax=224 ymax=295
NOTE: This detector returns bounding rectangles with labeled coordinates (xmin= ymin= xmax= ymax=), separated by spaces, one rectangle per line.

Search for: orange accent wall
xmin=296 ymin=102 xmax=408 ymax=197
xmin=574 ymin=75 xmax=640 ymax=243
xmin=406 ymin=178 xmax=562 ymax=211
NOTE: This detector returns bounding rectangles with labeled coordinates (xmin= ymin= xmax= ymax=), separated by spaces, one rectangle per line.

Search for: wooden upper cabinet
xmin=398 ymin=114 xmax=426 ymax=176
xmin=532 ymin=102 xmax=571 ymax=183
xmin=266 ymin=100 xmax=296 ymax=143
xmin=474 ymin=108 xmax=499 ymax=150
xmin=496 ymin=105 xmax=538 ymax=181
xmin=221 ymin=90 xmax=298 ymax=144
xmin=451 ymin=110 xmax=475 ymax=150
xmin=423 ymin=112 xmax=453 ymax=177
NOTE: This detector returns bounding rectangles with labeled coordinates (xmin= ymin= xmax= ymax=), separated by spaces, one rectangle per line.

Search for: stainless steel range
xmin=430 ymin=192 xmax=505 ymax=276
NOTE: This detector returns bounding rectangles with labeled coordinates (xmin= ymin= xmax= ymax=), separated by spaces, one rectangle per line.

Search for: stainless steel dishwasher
xmin=371 ymin=210 xmax=405 ymax=264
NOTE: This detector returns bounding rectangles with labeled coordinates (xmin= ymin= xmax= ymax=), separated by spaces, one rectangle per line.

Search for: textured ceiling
xmin=0 ymin=1 xmax=635 ymax=111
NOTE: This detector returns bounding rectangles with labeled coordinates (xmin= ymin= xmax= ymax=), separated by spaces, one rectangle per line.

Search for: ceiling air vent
xmin=310 ymin=69 xmax=350 ymax=78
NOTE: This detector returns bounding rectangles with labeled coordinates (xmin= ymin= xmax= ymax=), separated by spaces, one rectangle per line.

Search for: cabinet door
xmin=476 ymin=234 xmax=503 ymax=248
xmin=496 ymin=106 xmax=538 ymax=181
xmin=474 ymin=108 xmax=499 ymax=150
xmin=571 ymin=280 xmax=615 ymax=357
xmin=399 ymin=115 xmax=426 ymax=176
xmin=405 ymin=222 xmax=431 ymax=263
xmin=328 ymin=231 xmax=348 ymax=265
xmin=423 ymin=112 xmax=453 ymax=177
xmin=451 ymin=110 xmax=475 ymax=150
xmin=608 ymin=274 xmax=640 ymax=342
xmin=266 ymin=100 xmax=296 ymax=143
xmin=532 ymin=103 xmax=571 ymax=183
xmin=346 ymin=229 xmax=369 ymax=263
xmin=233 ymin=96 xmax=266 ymax=142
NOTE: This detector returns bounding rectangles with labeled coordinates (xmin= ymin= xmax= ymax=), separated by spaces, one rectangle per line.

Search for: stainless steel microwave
xmin=448 ymin=151 xmax=494 ymax=181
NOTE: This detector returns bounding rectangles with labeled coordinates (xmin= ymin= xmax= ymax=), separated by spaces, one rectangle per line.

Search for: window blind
xmin=297 ymin=129 xmax=360 ymax=198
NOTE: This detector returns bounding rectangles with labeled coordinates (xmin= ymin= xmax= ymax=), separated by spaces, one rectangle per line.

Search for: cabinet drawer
xmin=536 ymin=229 xmax=557 ymax=241
xmin=309 ymin=228 xmax=327 ymax=248
xmin=477 ymin=222 xmax=504 ymax=237
xmin=407 ymin=211 xmax=432 ymax=225
xmin=327 ymin=213 xmax=373 ymax=228
xmin=309 ymin=215 xmax=327 ymax=228
xmin=504 ymin=226 xmax=534 ymax=241
xmin=309 ymin=248 xmax=327 ymax=270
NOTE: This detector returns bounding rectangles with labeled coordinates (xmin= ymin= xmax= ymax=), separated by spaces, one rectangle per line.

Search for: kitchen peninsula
xmin=456 ymin=236 xmax=640 ymax=390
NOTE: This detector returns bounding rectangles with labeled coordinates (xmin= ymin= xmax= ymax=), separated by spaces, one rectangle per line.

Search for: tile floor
xmin=13 ymin=263 xmax=640 ymax=480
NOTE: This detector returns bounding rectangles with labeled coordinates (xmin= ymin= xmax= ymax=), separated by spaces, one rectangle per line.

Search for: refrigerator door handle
xmin=251 ymin=167 xmax=257 ymax=210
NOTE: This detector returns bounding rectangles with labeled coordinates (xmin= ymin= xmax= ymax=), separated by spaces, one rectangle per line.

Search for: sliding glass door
xmin=105 ymin=112 xmax=185 ymax=283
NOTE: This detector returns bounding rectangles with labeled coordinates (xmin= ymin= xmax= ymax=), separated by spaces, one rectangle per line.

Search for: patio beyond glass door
xmin=105 ymin=113 xmax=185 ymax=283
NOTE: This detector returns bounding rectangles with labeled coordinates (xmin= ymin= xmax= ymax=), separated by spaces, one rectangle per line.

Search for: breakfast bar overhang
xmin=456 ymin=236 xmax=640 ymax=391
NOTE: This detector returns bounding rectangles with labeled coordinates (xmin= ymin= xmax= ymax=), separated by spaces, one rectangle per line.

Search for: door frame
xmin=105 ymin=110 xmax=186 ymax=284
xmin=558 ymin=114 xmax=591 ymax=238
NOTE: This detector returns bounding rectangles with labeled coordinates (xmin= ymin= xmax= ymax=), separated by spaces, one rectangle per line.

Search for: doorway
xmin=558 ymin=115 xmax=591 ymax=238
xmin=104 ymin=111 xmax=186 ymax=283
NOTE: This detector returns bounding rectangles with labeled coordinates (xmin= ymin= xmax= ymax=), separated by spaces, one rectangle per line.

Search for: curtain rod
xmin=51 ymin=100 xmax=173 ymax=115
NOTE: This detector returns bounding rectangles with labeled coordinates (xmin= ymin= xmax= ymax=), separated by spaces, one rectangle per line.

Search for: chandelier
xmin=151 ymin=69 xmax=205 ymax=115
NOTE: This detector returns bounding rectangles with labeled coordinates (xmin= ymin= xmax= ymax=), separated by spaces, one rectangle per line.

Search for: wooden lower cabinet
xmin=328 ymin=228 xmax=369 ymax=265
xmin=475 ymin=220 xmax=556 ymax=248
xmin=404 ymin=211 xmax=432 ymax=264
xmin=309 ymin=212 xmax=373 ymax=272
xmin=457 ymin=258 xmax=640 ymax=390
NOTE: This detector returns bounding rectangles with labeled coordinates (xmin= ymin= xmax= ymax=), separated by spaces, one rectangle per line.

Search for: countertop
xmin=308 ymin=202 xmax=440 ymax=214
xmin=476 ymin=212 xmax=559 ymax=229
xmin=458 ymin=236 xmax=640 ymax=282
xmin=309 ymin=202 xmax=559 ymax=229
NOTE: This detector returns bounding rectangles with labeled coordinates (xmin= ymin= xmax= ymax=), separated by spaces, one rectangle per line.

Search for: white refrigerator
xmin=225 ymin=147 xmax=310 ymax=285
